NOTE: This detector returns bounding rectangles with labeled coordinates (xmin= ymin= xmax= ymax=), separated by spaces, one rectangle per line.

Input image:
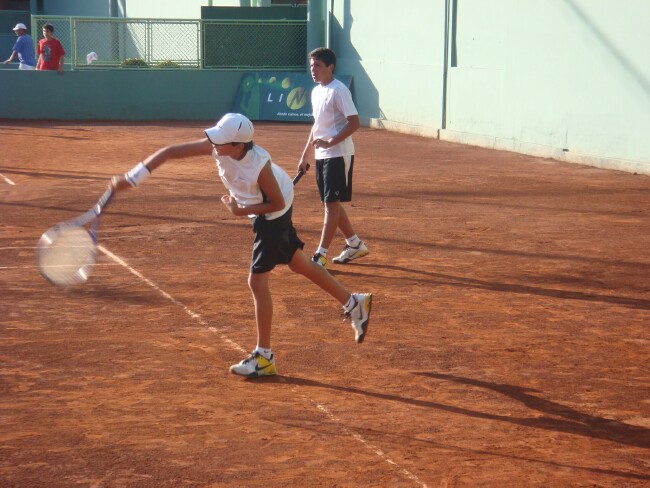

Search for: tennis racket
xmin=36 ymin=188 xmax=113 ymax=286
xmin=292 ymin=163 xmax=310 ymax=185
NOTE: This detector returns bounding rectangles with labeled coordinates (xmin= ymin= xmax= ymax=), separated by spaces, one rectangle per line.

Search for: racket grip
xmin=293 ymin=163 xmax=310 ymax=186
xmin=94 ymin=187 xmax=114 ymax=215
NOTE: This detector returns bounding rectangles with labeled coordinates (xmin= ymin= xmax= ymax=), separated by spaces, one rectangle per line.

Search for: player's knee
xmin=288 ymin=252 xmax=310 ymax=275
xmin=248 ymin=273 xmax=267 ymax=293
xmin=324 ymin=201 xmax=341 ymax=215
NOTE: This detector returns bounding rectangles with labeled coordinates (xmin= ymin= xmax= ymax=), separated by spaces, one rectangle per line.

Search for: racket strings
xmin=37 ymin=226 xmax=97 ymax=286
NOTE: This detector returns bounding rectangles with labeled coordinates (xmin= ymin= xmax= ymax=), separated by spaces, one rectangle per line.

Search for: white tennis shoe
xmin=230 ymin=351 xmax=277 ymax=377
xmin=332 ymin=241 xmax=369 ymax=264
xmin=311 ymin=252 xmax=327 ymax=269
xmin=344 ymin=293 xmax=372 ymax=343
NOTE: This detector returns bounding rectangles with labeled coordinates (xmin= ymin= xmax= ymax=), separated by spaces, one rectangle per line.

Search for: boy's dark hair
xmin=236 ymin=141 xmax=254 ymax=153
xmin=43 ymin=23 xmax=54 ymax=33
xmin=309 ymin=47 xmax=336 ymax=68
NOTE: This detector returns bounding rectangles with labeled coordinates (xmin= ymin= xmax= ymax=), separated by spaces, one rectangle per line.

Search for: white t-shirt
xmin=214 ymin=145 xmax=294 ymax=221
xmin=311 ymin=78 xmax=358 ymax=159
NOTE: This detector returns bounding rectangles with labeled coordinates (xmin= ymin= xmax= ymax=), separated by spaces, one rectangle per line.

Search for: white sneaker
xmin=333 ymin=241 xmax=369 ymax=264
xmin=344 ymin=293 xmax=372 ymax=343
xmin=230 ymin=351 xmax=277 ymax=377
xmin=311 ymin=252 xmax=327 ymax=269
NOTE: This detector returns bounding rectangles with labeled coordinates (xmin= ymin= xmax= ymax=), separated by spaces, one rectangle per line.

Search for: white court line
xmin=1 ymin=173 xmax=16 ymax=185
xmin=309 ymin=399 xmax=428 ymax=488
xmin=98 ymin=245 xmax=247 ymax=355
xmin=97 ymin=244 xmax=428 ymax=488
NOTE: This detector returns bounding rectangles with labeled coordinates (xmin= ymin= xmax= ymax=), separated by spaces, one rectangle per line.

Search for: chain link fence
xmin=202 ymin=20 xmax=307 ymax=70
xmin=32 ymin=15 xmax=307 ymax=70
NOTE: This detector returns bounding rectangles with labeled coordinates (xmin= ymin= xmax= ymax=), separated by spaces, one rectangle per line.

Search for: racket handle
xmin=94 ymin=187 xmax=114 ymax=216
xmin=293 ymin=163 xmax=310 ymax=186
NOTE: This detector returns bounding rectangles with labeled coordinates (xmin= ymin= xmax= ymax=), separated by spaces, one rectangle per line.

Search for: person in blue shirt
xmin=3 ymin=23 xmax=35 ymax=70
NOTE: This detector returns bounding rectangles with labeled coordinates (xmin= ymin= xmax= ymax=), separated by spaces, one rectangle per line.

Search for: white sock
xmin=346 ymin=235 xmax=361 ymax=247
xmin=343 ymin=295 xmax=356 ymax=313
xmin=255 ymin=347 xmax=273 ymax=360
xmin=316 ymin=246 xmax=328 ymax=256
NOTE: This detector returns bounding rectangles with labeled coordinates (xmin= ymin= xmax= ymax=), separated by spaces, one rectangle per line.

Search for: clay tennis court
xmin=1 ymin=120 xmax=649 ymax=487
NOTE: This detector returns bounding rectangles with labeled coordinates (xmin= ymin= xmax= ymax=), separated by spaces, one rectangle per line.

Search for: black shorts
xmin=316 ymin=155 xmax=354 ymax=203
xmin=250 ymin=206 xmax=304 ymax=274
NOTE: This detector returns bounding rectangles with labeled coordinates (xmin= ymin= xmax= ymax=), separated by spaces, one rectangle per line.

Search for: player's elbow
xmin=268 ymin=195 xmax=285 ymax=213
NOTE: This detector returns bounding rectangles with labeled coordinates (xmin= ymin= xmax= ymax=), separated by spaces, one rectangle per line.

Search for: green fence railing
xmin=31 ymin=15 xmax=307 ymax=71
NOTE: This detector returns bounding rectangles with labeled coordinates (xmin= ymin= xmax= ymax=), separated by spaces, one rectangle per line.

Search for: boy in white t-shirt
xmin=110 ymin=113 xmax=372 ymax=378
xmin=299 ymin=47 xmax=369 ymax=269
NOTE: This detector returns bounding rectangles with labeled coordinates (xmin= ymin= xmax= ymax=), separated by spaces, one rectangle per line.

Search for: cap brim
xmin=204 ymin=127 xmax=228 ymax=145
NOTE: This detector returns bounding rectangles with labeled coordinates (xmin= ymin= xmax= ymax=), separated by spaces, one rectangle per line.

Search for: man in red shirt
xmin=37 ymin=23 xmax=65 ymax=72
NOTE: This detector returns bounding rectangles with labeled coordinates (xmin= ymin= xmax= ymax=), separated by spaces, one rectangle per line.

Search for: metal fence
xmin=203 ymin=20 xmax=307 ymax=70
xmin=31 ymin=15 xmax=307 ymax=70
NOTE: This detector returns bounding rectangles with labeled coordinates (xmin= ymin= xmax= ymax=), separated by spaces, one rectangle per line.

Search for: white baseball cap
xmin=13 ymin=23 xmax=27 ymax=31
xmin=205 ymin=113 xmax=254 ymax=145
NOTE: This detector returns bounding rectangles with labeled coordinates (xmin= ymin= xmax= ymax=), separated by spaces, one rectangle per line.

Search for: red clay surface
xmin=1 ymin=120 xmax=649 ymax=487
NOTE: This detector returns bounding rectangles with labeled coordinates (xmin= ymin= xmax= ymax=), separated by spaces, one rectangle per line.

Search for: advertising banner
xmin=232 ymin=72 xmax=352 ymax=122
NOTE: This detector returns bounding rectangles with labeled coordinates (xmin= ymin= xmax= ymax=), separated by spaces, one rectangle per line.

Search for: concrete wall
xmin=125 ymin=1 xmax=259 ymax=19
xmin=42 ymin=0 xmax=116 ymax=16
xmin=330 ymin=0 xmax=649 ymax=174
xmin=2 ymin=0 xmax=648 ymax=174
xmin=442 ymin=0 xmax=650 ymax=174
xmin=125 ymin=0 xmax=207 ymax=19
xmin=330 ymin=0 xmax=445 ymax=139
xmin=0 ymin=69 xmax=242 ymax=121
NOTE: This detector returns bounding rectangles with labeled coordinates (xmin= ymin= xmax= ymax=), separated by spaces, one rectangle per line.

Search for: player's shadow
xmin=260 ymin=395 xmax=650 ymax=482
xmin=330 ymin=262 xmax=650 ymax=310
xmin=277 ymin=374 xmax=650 ymax=450
xmin=417 ymin=373 xmax=650 ymax=449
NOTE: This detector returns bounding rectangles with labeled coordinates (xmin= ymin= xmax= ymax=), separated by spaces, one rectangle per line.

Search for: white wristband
xmin=125 ymin=162 xmax=150 ymax=186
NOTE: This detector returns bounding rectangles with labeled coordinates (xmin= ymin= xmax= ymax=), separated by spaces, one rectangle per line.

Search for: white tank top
xmin=214 ymin=145 xmax=294 ymax=220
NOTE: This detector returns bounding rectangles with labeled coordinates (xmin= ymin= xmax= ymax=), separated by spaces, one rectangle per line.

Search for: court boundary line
xmin=97 ymin=244 xmax=428 ymax=488
xmin=1 ymin=173 xmax=16 ymax=185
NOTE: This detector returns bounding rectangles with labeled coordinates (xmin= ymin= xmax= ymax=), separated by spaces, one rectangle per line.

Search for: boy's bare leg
xmin=318 ymin=201 xmax=340 ymax=249
xmin=336 ymin=204 xmax=355 ymax=240
xmin=319 ymin=202 xmax=357 ymax=249
xmin=248 ymin=271 xmax=272 ymax=349
xmin=288 ymin=249 xmax=350 ymax=304
xmin=290 ymin=249 xmax=372 ymax=344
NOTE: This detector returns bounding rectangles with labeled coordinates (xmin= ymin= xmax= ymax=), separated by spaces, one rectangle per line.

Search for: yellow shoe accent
xmin=311 ymin=252 xmax=327 ymax=269
xmin=230 ymin=352 xmax=277 ymax=377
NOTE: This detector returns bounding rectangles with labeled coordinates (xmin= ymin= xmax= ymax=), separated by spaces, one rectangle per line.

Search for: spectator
xmin=3 ymin=23 xmax=35 ymax=70
xmin=37 ymin=23 xmax=65 ymax=73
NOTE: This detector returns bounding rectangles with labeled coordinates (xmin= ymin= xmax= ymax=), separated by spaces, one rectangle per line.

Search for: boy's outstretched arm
xmin=110 ymin=138 xmax=213 ymax=192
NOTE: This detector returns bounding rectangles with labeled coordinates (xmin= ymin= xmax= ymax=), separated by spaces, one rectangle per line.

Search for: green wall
xmin=125 ymin=0 xmax=205 ymax=19
xmin=0 ymin=69 xmax=242 ymax=120
xmin=332 ymin=0 xmax=649 ymax=174
xmin=2 ymin=0 xmax=648 ymax=174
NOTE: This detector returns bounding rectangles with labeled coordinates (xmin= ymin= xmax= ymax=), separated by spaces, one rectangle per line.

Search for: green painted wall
xmin=331 ymin=0 xmax=445 ymax=138
xmin=440 ymin=0 xmax=650 ymax=173
xmin=42 ymin=0 xmax=114 ymax=16
xmin=0 ymin=69 xmax=242 ymax=120
xmin=332 ymin=0 xmax=649 ymax=173
xmin=2 ymin=0 xmax=648 ymax=173
xmin=126 ymin=0 xmax=206 ymax=19
xmin=125 ymin=1 xmax=271 ymax=19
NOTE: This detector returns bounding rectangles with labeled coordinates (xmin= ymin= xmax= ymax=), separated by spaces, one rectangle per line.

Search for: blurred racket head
xmin=37 ymin=225 xmax=98 ymax=286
